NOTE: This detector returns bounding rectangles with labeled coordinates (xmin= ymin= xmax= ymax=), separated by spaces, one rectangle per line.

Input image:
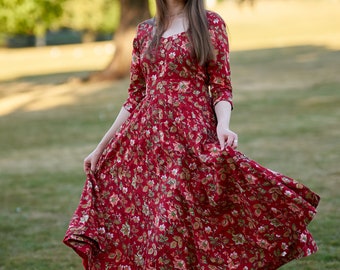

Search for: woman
xmin=64 ymin=0 xmax=320 ymax=269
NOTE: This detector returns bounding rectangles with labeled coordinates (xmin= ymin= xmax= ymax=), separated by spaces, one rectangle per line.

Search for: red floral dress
xmin=64 ymin=11 xmax=319 ymax=270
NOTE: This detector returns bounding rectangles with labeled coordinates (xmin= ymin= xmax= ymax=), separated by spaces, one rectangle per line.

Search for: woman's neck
xmin=166 ymin=0 xmax=185 ymax=17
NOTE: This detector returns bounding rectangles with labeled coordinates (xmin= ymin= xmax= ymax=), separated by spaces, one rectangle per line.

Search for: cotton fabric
xmin=64 ymin=11 xmax=319 ymax=270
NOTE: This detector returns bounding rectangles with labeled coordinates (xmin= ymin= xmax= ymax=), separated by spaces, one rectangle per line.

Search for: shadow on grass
xmin=2 ymin=45 xmax=339 ymax=87
xmin=230 ymin=45 xmax=340 ymax=92
xmin=0 ymin=44 xmax=339 ymax=117
xmin=0 ymin=69 xmax=120 ymax=117
xmin=0 ymin=44 xmax=339 ymax=269
xmin=1 ymin=69 xmax=97 ymax=86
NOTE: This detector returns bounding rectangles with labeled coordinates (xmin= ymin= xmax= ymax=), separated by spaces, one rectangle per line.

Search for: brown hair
xmin=150 ymin=0 xmax=215 ymax=65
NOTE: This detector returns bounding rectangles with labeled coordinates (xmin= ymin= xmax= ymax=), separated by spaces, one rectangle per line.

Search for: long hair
xmin=150 ymin=0 xmax=215 ymax=65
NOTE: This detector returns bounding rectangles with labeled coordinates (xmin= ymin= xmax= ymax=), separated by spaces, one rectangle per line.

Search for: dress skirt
xmin=64 ymin=11 xmax=319 ymax=270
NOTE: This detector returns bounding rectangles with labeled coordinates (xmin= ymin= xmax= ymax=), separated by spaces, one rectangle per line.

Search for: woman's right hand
xmin=82 ymin=107 xmax=130 ymax=174
xmin=83 ymin=149 xmax=103 ymax=174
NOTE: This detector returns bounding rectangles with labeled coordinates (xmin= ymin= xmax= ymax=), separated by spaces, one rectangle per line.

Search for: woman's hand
xmin=83 ymin=149 xmax=103 ymax=174
xmin=217 ymin=123 xmax=238 ymax=150
xmin=213 ymin=101 xmax=237 ymax=150
xmin=82 ymin=107 xmax=131 ymax=174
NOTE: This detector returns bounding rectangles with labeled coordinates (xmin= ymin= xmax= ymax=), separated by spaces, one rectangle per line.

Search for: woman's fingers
xmin=226 ymin=133 xmax=234 ymax=147
xmin=217 ymin=125 xmax=238 ymax=150
xmin=90 ymin=156 xmax=99 ymax=172
xmin=84 ymin=154 xmax=95 ymax=174
xmin=84 ymin=158 xmax=91 ymax=174
xmin=231 ymin=137 xmax=238 ymax=149
xmin=218 ymin=133 xmax=225 ymax=150
xmin=83 ymin=150 xmax=103 ymax=174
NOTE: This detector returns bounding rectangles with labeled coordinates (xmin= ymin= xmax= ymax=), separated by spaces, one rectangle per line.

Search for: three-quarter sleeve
xmin=123 ymin=28 xmax=146 ymax=113
xmin=206 ymin=14 xmax=233 ymax=108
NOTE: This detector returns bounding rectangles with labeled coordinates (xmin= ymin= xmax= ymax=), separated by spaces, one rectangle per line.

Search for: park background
xmin=0 ymin=0 xmax=339 ymax=269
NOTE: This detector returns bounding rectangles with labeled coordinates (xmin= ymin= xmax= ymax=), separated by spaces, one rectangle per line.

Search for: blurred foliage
xmin=149 ymin=0 xmax=156 ymax=16
xmin=0 ymin=0 xmax=65 ymax=36
xmin=0 ymin=0 xmax=255 ymax=44
xmin=0 ymin=0 xmax=121 ymax=41
xmin=61 ymin=0 xmax=120 ymax=34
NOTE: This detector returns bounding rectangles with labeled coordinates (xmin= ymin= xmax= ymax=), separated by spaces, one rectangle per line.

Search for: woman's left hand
xmin=216 ymin=123 xmax=238 ymax=150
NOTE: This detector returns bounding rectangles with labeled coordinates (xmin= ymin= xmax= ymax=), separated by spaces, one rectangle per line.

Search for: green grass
xmin=1 ymin=0 xmax=340 ymax=268
xmin=0 ymin=44 xmax=339 ymax=269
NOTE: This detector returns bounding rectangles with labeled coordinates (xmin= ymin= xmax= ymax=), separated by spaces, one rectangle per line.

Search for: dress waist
xmin=145 ymin=78 xmax=208 ymax=98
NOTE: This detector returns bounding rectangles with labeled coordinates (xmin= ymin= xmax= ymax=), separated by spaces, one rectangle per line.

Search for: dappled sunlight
xmin=0 ymin=42 xmax=115 ymax=81
xmin=1 ymin=44 xmax=339 ymax=116
xmin=22 ymin=85 xmax=77 ymax=112
xmin=0 ymin=80 xmax=113 ymax=116
xmin=0 ymin=0 xmax=339 ymax=83
xmin=0 ymin=0 xmax=339 ymax=117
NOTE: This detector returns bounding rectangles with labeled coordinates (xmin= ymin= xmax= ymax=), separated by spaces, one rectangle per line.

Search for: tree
xmin=0 ymin=0 xmax=65 ymax=46
xmin=88 ymin=0 xmax=151 ymax=81
xmin=0 ymin=0 xmax=120 ymax=46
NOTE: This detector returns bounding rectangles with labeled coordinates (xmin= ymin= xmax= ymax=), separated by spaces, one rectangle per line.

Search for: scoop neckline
xmin=161 ymin=31 xmax=187 ymax=40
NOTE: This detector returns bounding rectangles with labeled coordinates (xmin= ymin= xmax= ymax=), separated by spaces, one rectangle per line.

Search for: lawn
xmin=0 ymin=0 xmax=339 ymax=269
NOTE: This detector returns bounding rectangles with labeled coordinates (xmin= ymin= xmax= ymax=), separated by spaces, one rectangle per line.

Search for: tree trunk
xmin=34 ymin=23 xmax=46 ymax=47
xmin=82 ymin=30 xmax=97 ymax=43
xmin=35 ymin=34 xmax=46 ymax=47
xmin=89 ymin=0 xmax=150 ymax=81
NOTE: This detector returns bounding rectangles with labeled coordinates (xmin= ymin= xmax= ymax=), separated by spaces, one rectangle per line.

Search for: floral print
xmin=64 ymin=11 xmax=319 ymax=270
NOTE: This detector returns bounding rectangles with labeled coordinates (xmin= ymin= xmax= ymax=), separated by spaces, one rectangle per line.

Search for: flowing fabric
xmin=64 ymin=11 xmax=319 ymax=270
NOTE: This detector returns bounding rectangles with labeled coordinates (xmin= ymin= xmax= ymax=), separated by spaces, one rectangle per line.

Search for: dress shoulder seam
xmin=206 ymin=10 xmax=226 ymax=28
